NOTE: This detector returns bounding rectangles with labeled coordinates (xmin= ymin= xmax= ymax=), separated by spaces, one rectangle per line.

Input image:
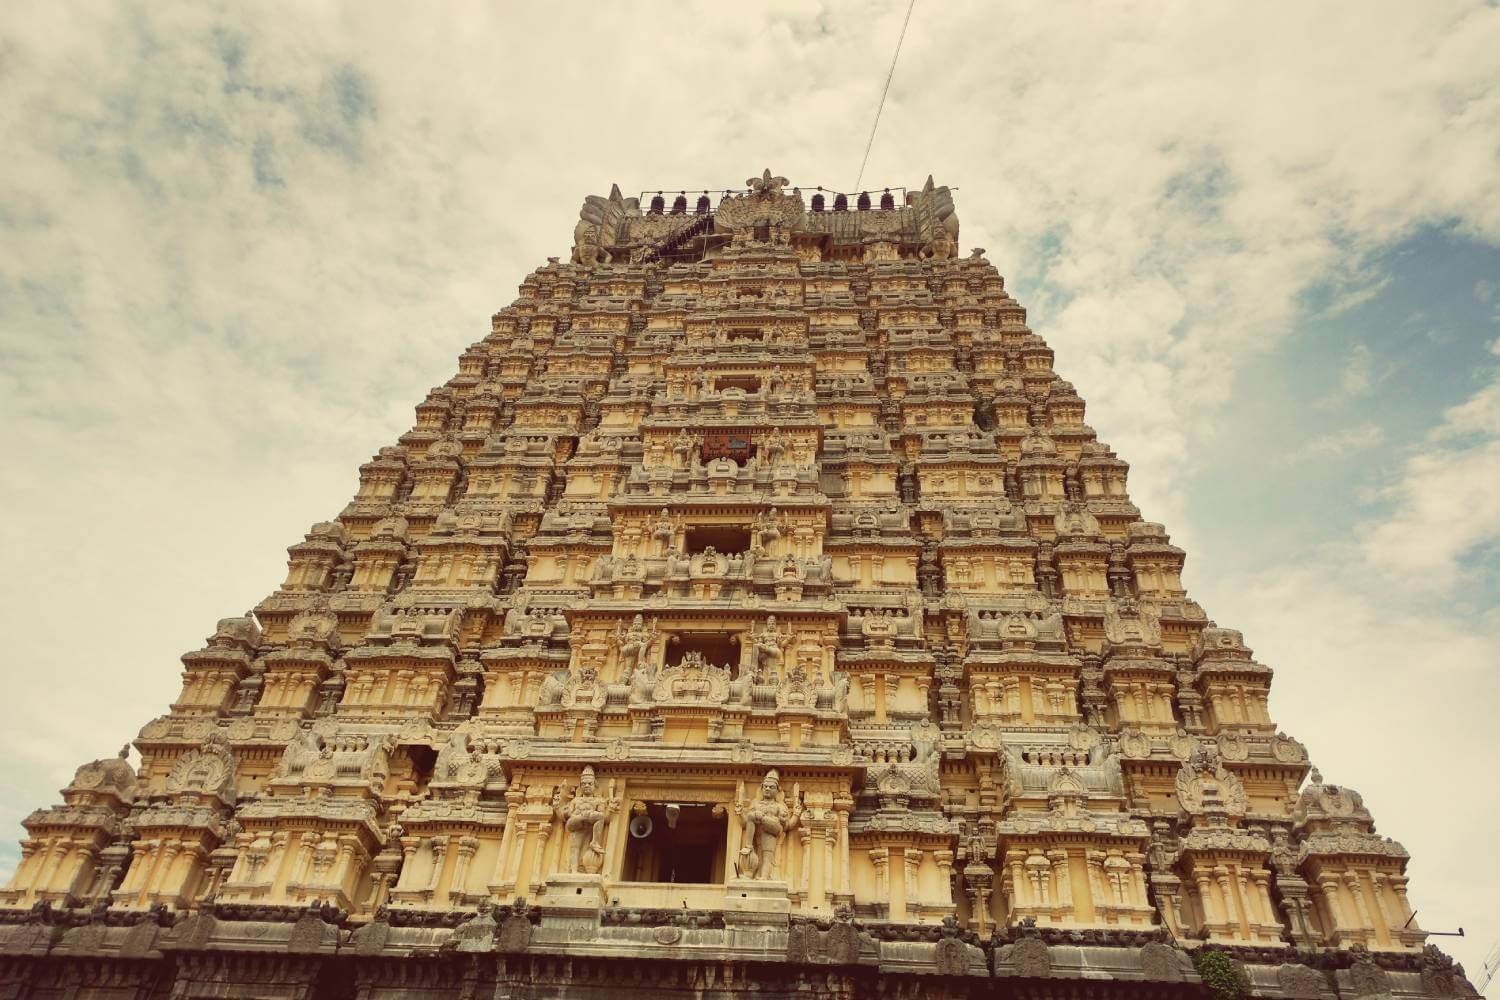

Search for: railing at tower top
xmin=631 ymin=185 xmax=920 ymax=264
xmin=637 ymin=186 xmax=912 ymax=216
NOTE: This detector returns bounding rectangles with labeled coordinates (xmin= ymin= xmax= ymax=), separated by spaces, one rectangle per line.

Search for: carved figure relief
xmin=554 ymin=766 xmax=618 ymax=875
xmin=736 ymin=769 xmax=801 ymax=880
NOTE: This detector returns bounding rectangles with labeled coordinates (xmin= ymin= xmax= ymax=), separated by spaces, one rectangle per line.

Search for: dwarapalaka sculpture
xmin=554 ymin=766 xmax=618 ymax=875
xmin=736 ymin=769 xmax=801 ymax=880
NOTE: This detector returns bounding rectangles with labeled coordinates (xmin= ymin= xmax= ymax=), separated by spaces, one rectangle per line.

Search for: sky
xmin=1 ymin=0 xmax=1498 ymax=986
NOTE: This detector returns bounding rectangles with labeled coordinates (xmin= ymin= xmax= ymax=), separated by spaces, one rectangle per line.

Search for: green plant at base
xmin=1193 ymin=947 xmax=1251 ymax=1000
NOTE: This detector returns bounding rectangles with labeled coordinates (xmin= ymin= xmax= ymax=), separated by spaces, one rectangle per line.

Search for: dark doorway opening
xmin=684 ymin=524 xmax=752 ymax=555
xmin=621 ymin=802 xmax=727 ymax=884
xmin=716 ymin=375 xmax=762 ymax=394
xmin=665 ymin=631 xmax=740 ymax=670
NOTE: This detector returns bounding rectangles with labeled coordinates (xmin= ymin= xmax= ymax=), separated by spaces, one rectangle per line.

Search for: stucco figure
xmin=737 ymin=769 xmax=801 ymax=880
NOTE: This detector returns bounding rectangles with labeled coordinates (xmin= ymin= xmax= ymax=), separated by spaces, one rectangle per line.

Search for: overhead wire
xmin=853 ymin=0 xmax=917 ymax=194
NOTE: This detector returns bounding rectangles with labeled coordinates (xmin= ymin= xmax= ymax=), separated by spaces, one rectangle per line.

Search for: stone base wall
xmin=0 ymin=904 xmax=1476 ymax=1000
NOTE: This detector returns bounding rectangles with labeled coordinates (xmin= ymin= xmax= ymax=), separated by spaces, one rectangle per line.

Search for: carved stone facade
xmin=0 ymin=172 xmax=1473 ymax=1000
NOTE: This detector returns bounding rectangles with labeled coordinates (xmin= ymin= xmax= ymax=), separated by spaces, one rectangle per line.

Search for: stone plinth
xmin=541 ymin=872 xmax=607 ymax=914
xmin=724 ymin=878 xmax=791 ymax=927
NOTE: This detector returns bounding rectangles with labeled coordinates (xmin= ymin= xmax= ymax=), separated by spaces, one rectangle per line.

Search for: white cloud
xmin=1284 ymin=422 xmax=1386 ymax=463
xmin=1312 ymin=342 xmax=1395 ymax=409
xmin=1322 ymin=274 xmax=1392 ymax=318
xmin=1435 ymin=338 xmax=1500 ymax=438
xmin=1 ymin=0 xmax=1499 ymax=984
xmin=1360 ymin=340 xmax=1500 ymax=588
xmin=1340 ymin=343 xmax=1378 ymax=398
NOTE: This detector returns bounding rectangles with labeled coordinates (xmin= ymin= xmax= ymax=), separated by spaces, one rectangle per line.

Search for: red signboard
xmin=701 ymin=434 xmax=755 ymax=461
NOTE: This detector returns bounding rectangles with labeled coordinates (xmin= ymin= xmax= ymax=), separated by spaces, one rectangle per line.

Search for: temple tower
xmin=0 ymin=171 xmax=1471 ymax=1000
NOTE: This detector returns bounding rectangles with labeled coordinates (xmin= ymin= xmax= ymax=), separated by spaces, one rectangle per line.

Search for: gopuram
xmin=1 ymin=171 xmax=1476 ymax=1000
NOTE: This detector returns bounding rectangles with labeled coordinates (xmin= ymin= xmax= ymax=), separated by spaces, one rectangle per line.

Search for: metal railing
xmin=636 ymin=185 xmax=912 ymax=216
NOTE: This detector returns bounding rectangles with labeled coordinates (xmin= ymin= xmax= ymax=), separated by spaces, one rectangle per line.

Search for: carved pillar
xmin=179 ymin=843 xmax=210 ymax=902
xmin=1344 ymin=871 xmax=1375 ymax=934
xmin=1389 ymin=875 xmax=1414 ymax=922
xmin=934 ymin=850 xmax=954 ymax=908
xmin=70 ymin=839 xmax=103 ymax=895
xmin=490 ymin=790 xmax=524 ymax=894
xmin=36 ymin=838 xmax=70 ymax=892
xmin=883 ymin=673 xmax=901 ymax=716
xmin=1048 ymin=849 xmax=1071 ymax=918
xmin=529 ymin=820 xmax=552 ymax=892
xmin=1214 ymin=866 xmax=1237 ymax=934
xmin=450 ymin=836 xmax=478 ymax=899
xmin=8 ymin=841 xmax=41 ymax=893
xmin=395 ymin=837 xmax=421 ymax=891
xmin=1252 ymin=871 xmax=1275 ymax=931
xmin=1371 ymin=871 xmax=1402 ymax=932
xmin=1195 ymin=872 xmax=1221 ymax=925
xmin=821 ymin=827 xmax=836 ymax=906
xmin=869 ymin=848 xmax=890 ymax=914
xmin=1128 ymin=854 xmax=1148 ymax=909
xmin=1276 ymin=874 xmax=1320 ymax=947
xmin=1151 ymin=868 xmax=1185 ymax=936
xmin=903 ymin=849 xmax=922 ymax=908
xmin=797 ymin=826 xmax=813 ymax=898
xmin=965 ymin=859 xmax=992 ymax=935
xmin=160 ymin=841 xmax=188 ymax=897
xmin=1318 ymin=874 xmax=1346 ymax=936
xmin=117 ymin=839 xmax=152 ymax=897
xmin=836 ymin=808 xmax=852 ymax=899
xmin=1083 ymin=849 xmax=1106 ymax=916
xmin=1002 ymin=677 xmax=1022 ymax=721
xmin=1008 ymin=853 xmax=1027 ymax=910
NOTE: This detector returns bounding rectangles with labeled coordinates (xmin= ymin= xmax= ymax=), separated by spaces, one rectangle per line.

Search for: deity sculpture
xmin=737 ymin=769 xmax=801 ymax=880
xmin=748 ymin=615 xmax=787 ymax=679
xmin=554 ymin=766 xmax=618 ymax=875
xmin=537 ymin=669 xmax=567 ymax=707
xmin=651 ymin=508 xmax=675 ymax=549
xmin=822 ymin=669 xmax=852 ymax=713
xmin=590 ymin=554 xmax=613 ymax=584
xmin=613 ymin=614 xmax=657 ymax=677
xmin=762 ymin=427 xmax=788 ymax=465
xmin=328 ymin=554 xmax=354 ymax=591
xmin=628 ymin=657 xmax=657 ymax=706
xmin=671 ymin=429 xmax=696 ymax=467
xmin=755 ymin=507 xmax=782 ymax=549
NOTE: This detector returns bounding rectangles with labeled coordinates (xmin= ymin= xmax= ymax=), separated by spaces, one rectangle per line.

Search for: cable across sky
xmin=853 ymin=0 xmax=917 ymax=194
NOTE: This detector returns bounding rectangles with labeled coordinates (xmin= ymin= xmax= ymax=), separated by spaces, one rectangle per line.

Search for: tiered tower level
xmin=2 ymin=172 xmax=1475 ymax=1000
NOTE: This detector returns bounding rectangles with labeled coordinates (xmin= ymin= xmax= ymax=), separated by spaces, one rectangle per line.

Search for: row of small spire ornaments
xmin=643 ymin=187 xmax=902 ymax=215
